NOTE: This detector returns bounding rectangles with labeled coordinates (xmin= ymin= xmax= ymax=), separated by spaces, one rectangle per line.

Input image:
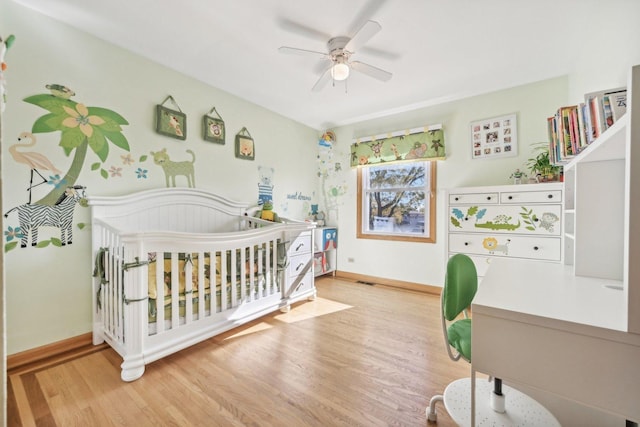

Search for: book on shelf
xmin=584 ymin=86 xmax=627 ymax=133
xmin=547 ymin=116 xmax=560 ymax=164
xmin=548 ymin=85 xmax=628 ymax=165
xmin=581 ymin=103 xmax=594 ymax=145
xmin=589 ymin=95 xmax=604 ymax=138
xmin=602 ymin=95 xmax=615 ymax=128
xmin=575 ymin=103 xmax=587 ymax=149
xmin=608 ymin=89 xmax=627 ymax=121
xmin=560 ymin=105 xmax=577 ymax=158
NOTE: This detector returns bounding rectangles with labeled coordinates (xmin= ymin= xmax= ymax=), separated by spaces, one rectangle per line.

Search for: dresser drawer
xmin=288 ymin=271 xmax=314 ymax=297
xmin=449 ymin=204 xmax=562 ymax=235
xmin=500 ymin=190 xmax=563 ymax=204
xmin=449 ymin=192 xmax=499 ymax=205
xmin=288 ymin=253 xmax=312 ymax=278
xmin=449 ymin=234 xmax=561 ymax=261
xmin=288 ymin=232 xmax=311 ymax=256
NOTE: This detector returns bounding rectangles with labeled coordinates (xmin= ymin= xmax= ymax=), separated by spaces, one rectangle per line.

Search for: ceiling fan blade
xmin=345 ymin=20 xmax=381 ymax=52
xmin=312 ymin=68 xmax=333 ymax=92
xmin=278 ymin=46 xmax=328 ymax=59
xmin=359 ymin=46 xmax=401 ymax=61
xmin=277 ymin=17 xmax=331 ymax=42
xmin=350 ymin=61 xmax=392 ymax=82
xmin=348 ymin=0 xmax=388 ymax=35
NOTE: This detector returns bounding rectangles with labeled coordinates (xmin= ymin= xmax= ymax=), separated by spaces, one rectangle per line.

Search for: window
xmin=357 ymin=161 xmax=436 ymax=243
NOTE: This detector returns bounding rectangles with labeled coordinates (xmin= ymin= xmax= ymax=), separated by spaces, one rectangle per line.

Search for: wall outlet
xmin=347 ymin=257 xmax=355 ymax=263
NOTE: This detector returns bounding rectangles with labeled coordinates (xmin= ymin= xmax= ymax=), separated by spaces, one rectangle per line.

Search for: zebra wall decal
xmin=4 ymin=185 xmax=87 ymax=248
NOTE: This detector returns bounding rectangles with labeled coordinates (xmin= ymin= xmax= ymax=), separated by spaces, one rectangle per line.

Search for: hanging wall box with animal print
xmin=156 ymin=95 xmax=187 ymax=140
xmin=203 ymin=106 xmax=225 ymax=144
xmin=235 ymin=127 xmax=255 ymax=160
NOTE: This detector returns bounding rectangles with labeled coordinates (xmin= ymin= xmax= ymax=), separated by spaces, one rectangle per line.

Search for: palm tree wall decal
xmin=23 ymin=88 xmax=130 ymax=205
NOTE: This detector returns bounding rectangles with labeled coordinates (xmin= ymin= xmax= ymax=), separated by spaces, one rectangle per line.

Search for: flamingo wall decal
xmin=9 ymin=131 xmax=61 ymax=203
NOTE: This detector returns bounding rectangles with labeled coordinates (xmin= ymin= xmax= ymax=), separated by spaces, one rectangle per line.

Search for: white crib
xmin=90 ymin=188 xmax=315 ymax=381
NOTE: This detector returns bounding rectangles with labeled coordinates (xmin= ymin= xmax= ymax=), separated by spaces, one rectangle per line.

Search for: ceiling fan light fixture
xmin=331 ymin=62 xmax=350 ymax=81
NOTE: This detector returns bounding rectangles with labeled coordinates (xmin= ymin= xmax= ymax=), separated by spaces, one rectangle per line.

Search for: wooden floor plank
xmin=7 ymin=278 xmax=467 ymax=426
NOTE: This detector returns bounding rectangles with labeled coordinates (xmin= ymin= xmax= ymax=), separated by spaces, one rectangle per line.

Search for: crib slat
xmin=261 ymin=242 xmax=267 ymax=298
xmin=268 ymin=239 xmax=275 ymax=296
xmin=241 ymin=247 xmax=247 ymax=303
xmin=220 ymin=250 xmax=228 ymax=311
xmin=184 ymin=253 xmax=193 ymax=325
xmin=155 ymin=253 xmax=165 ymax=334
xmin=116 ymin=246 xmax=124 ymax=341
xmin=104 ymin=241 xmax=111 ymax=337
xmin=109 ymin=244 xmax=115 ymax=339
xmin=197 ymin=251 xmax=206 ymax=319
xmin=231 ymin=249 xmax=238 ymax=307
xmin=171 ymin=253 xmax=179 ymax=329
xmin=249 ymin=245 xmax=263 ymax=301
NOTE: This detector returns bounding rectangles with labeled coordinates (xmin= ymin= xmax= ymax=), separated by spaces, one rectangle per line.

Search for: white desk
xmin=471 ymin=258 xmax=640 ymax=423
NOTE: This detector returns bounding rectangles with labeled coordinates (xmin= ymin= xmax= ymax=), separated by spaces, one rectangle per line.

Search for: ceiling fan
xmin=278 ymin=20 xmax=393 ymax=92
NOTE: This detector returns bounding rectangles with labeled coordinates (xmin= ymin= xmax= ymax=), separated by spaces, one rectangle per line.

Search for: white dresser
xmin=447 ymin=183 xmax=563 ymax=280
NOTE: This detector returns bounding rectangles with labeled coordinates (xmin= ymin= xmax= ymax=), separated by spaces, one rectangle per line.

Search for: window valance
xmin=350 ymin=124 xmax=444 ymax=167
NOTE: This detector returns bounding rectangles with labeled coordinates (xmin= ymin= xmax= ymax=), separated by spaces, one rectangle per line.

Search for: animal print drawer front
xmin=449 ymin=234 xmax=561 ymax=261
xmin=449 ymin=204 xmax=562 ymax=236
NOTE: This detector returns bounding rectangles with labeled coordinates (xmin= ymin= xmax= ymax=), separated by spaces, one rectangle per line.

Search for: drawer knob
xmin=534 ymin=218 xmax=539 ymax=222
xmin=487 ymin=196 xmax=492 ymax=201
xmin=508 ymin=195 xmax=513 ymax=200
xmin=296 ymin=243 xmax=304 ymax=251
xmin=464 ymin=242 xmax=470 ymax=246
xmin=547 ymin=194 xmax=553 ymax=199
xmin=455 ymin=197 xmax=460 ymax=201
xmin=533 ymin=246 xmax=539 ymax=251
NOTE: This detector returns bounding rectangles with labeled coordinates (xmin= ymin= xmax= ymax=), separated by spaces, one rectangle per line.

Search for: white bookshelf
xmin=562 ymin=64 xmax=640 ymax=333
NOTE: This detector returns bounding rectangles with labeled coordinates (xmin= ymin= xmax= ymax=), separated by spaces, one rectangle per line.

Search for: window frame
xmin=356 ymin=161 xmax=437 ymax=243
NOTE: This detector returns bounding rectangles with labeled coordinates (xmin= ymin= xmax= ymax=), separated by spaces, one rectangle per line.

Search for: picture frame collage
xmin=470 ymin=113 xmax=518 ymax=159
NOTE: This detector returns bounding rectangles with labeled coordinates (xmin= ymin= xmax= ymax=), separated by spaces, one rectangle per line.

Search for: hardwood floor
xmin=8 ymin=277 xmax=470 ymax=426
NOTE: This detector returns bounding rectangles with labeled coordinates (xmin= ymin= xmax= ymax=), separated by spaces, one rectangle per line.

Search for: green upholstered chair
xmin=426 ymin=254 xmax=560 ymax=425
xmin=427 ymin=254 xmax=477 ymax=423
xmin=440 ymin=253 xmax=477 ymax=363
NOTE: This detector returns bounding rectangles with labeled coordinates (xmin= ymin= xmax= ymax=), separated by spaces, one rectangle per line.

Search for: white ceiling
xmin=10 ymin=0 xmax=630 ymax=130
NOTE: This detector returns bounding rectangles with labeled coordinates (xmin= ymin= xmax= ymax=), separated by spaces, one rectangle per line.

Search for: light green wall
xmin=4 ymin=0 xmax=640 ymax=355
xmin=1 ymin=0 xmax=318 ymax=354
xmin=324 ymin=76 xmax=570 ymax=287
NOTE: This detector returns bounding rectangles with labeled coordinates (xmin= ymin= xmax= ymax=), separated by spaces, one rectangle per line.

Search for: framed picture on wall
xmin=155 ymin=96 xmax=186 ymax=140
xmin=203 ymin=107 xmax=225 ymax=144
xmin=235 ymin=127 xmax=255 ymax=160
xmin=470 ymin=113 xmax=518 ymax=159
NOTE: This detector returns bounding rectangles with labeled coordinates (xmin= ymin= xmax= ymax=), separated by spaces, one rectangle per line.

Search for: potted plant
xmin=526 ymin=143 xmax=562 ymax=182
xmin=509 ymin=168 xmax=527 ymax=185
